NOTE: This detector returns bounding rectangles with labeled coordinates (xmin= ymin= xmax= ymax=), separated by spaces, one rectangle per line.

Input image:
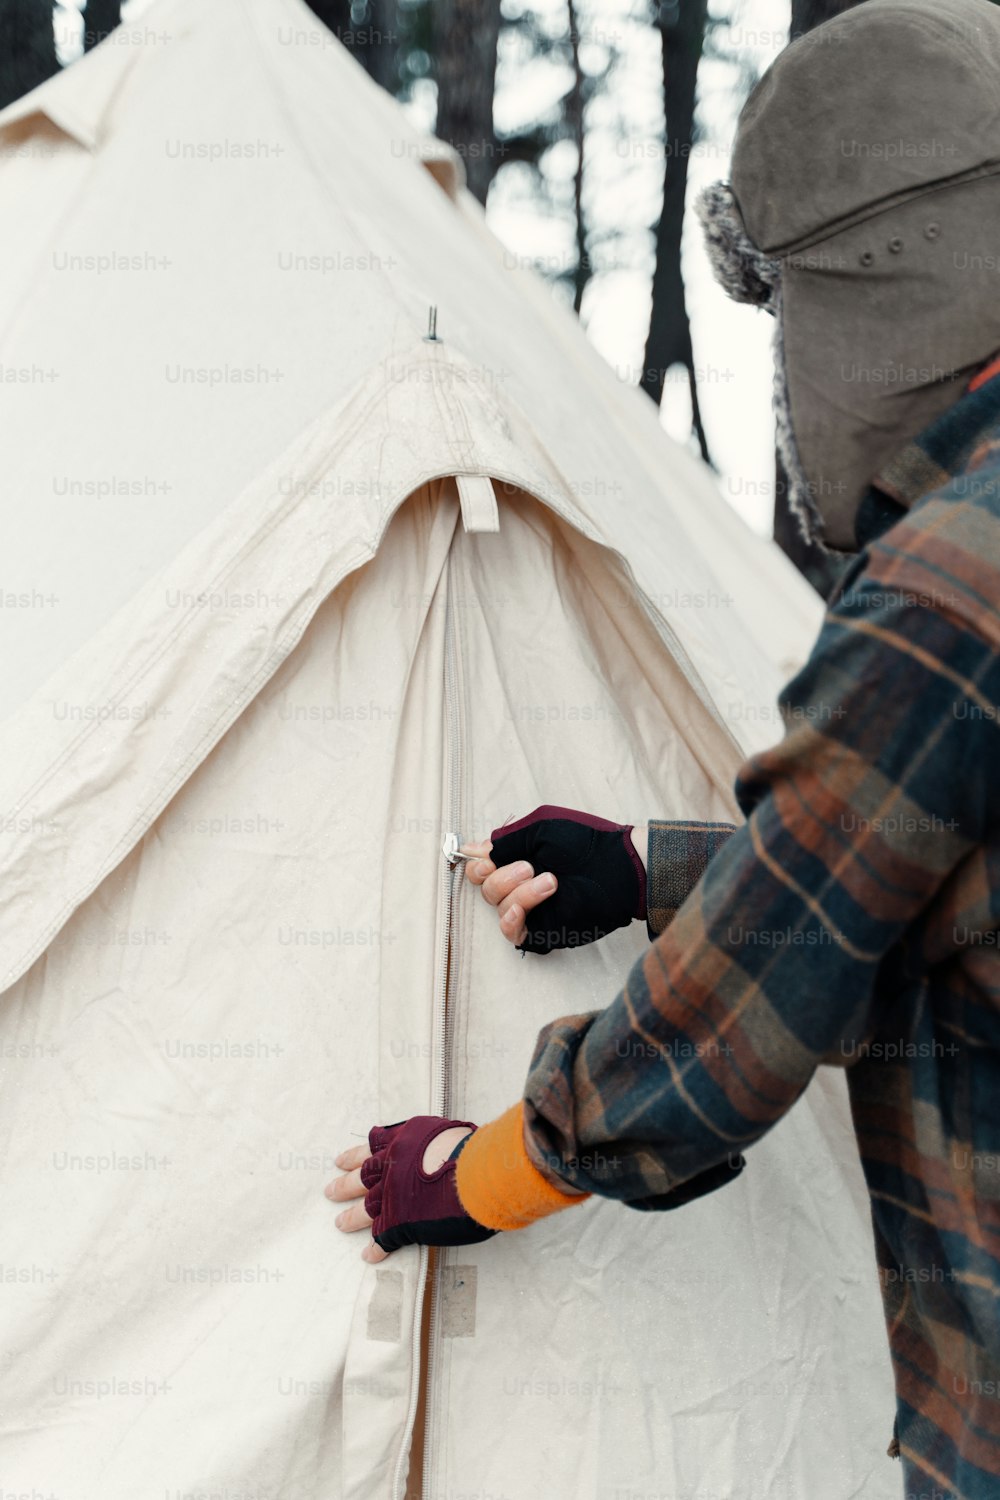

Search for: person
xmin=329 ymin=0 xmax=1000 ymax=1492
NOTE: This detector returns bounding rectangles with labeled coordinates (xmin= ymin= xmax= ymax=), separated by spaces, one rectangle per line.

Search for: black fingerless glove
xmin=489 ymin=804 xmax=646 ymax=955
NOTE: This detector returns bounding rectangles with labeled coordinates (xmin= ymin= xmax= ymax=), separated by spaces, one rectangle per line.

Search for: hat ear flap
xmin=695 ymin=182 xmax=781 ymax=309
xmin=769 ymin=281 xmax=825 ymax=548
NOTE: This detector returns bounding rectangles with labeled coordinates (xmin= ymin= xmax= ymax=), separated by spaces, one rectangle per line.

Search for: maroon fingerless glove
xmin=489 ymin=804 xmax=647 ymax=955
xmin=362 ymin=1117 xmax=498 ymax=1253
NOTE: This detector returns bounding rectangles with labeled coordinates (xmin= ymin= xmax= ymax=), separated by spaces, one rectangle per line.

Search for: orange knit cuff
xmin=454 ymin=1100 xmax=591 ymax=1232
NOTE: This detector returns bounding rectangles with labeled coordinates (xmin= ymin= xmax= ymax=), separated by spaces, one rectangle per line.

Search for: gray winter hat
xmin=697 ymin=0 xmax=1000 ymax=552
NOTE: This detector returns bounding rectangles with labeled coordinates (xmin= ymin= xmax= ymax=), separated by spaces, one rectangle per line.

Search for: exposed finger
xmin=334 ymin=1200 xmax=375 ymax=1234
xmin=499 ymin=902 xmax=527 ymax=947
xmin=333 ymin=1142 xmax=370 ymax=1172
xmin=497 ymin=873 xmax=557 ymax=922
xmin=461 ymin=839 xmax=494 ymax=886
xmin=325 ymin=1165 xmax=367 ymax=1202
xmin=481 ymin=861 xmax=535 ymax=907
xmin=362 ymin=1240 xmax=390 ymax=1263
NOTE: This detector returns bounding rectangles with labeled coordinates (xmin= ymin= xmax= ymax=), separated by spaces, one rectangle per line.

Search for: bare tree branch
xmin=641 ymin=0 xmax=711 ymax=465
xmin=306 ymin=0 xmax=400 ymax=92
xmin=566 ymin=0 xmax=589 ymax=313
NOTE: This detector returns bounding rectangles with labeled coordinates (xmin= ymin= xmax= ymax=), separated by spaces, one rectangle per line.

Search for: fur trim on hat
xmin=694 ymin=182 xmax=781 ymax=309
xmin=771 ymin=282 xmax=827 ymax=547
xmin=696 ymin=181 xmax=848 ymax=555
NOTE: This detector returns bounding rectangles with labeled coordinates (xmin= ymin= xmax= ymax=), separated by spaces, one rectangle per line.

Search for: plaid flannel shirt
xmin=518 ymin=368 xmax=1000 ymax=1498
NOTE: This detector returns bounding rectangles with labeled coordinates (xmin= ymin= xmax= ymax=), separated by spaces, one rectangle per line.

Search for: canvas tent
xmin=0 ymin=2 xmax=898 ymax=1497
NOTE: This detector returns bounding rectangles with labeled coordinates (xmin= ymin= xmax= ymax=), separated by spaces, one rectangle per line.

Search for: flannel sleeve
xmin=456 ymin=542 xmax=999 ymax=1226
xmin=644 ymin=821 xmax=738 ymax=940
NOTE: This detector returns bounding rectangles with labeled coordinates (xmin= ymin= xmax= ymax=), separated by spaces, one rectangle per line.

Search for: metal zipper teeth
xmin=420 ymin=546 xmax=464 ymax=1500
xmin=390 ymin=545 xmax=462 ymax=1500
xmin=438 ymin=545 xmax=463 ymax=1122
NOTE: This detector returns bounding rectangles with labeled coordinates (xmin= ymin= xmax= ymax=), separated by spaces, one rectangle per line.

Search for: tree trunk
xmin=0 ymin=0 xmax=58 ymax=111
xmin=776 ymin=0 xmax=868 ymax=594
xmin=355 ymin=0 xmax=399 ymax=94
xmin=304 ymin=0 xmax=350 ymax=34
xmin=791 ymin=0 xmax=866 ymax=39
xmin=434 ymin=0 xmax=502 ymax=205
xmin=640 ymin=0 xmax=711 ymax=466
xmin=305 ymin=0 xmax=399 ymax=93
xmin=83 ymin=0 xmax=122 ymax=52
xmin=566 ymin=0 xmax=589 ymax=313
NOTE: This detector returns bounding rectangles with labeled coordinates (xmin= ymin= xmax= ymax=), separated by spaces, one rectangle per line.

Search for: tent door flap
xmin=455 ymin=475 xmax=499 ymax=534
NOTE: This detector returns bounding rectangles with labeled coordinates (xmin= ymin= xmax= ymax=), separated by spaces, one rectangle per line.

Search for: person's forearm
xmin=457 ymin=550 xmax=996 ymax=1234
xmin=452 ymin=818 xmax=743 ymax=1227
xmin=515 ymin=565 xmax=991 ymax=1211
xmin=454 ymin=1100 xmax=589 ymax=1231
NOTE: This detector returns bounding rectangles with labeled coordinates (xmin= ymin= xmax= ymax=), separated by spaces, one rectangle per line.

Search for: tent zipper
xmin=391 ymin=547 xmax=464 ymax=1500
xmin=423 ymin=544 xmax=465 ymax=1500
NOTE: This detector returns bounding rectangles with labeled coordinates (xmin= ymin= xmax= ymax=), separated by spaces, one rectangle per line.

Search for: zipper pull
xmin=441 ymin=833 xmax=475 ymax=865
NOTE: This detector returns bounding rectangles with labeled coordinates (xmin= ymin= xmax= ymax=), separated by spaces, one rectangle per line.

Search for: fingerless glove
xmin=361 ymin=1116 xmax=498 ymax=1253
xmin=489 ymin=804 xmax=646 ymax=955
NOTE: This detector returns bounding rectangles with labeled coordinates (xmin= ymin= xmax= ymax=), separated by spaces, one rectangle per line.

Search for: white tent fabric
xmin=0 ymin=3 xmax=898 ymax=1498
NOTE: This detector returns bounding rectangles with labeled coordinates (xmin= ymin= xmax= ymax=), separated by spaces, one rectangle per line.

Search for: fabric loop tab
xmin=456 ymin=474 xmax=500 ymax=534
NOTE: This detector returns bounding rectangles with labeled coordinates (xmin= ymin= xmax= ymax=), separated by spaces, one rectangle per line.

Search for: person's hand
xmin=461 ymin=805 xmax=648 ymax=955
xmin=460 ymin=840 xmax=559 ymax=949
xmin=326 ymin=1117 xmax=497 ymax=1260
